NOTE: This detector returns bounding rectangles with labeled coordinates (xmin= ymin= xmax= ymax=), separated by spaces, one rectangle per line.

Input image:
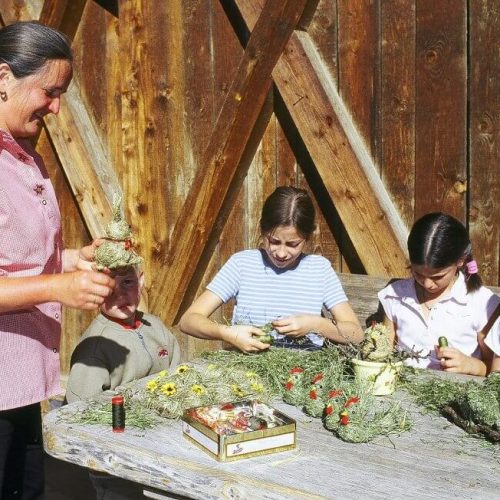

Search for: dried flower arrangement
xmin=351 ymin=322 xmax=402 ymax=395
xmin=135 ymin=363 xmax=270 ymax=419
xmin=203 ymin=346 xmax=412 ymax=443
xmin=63 ymin=363 xmax=270 ymax=430
xmin=64 ymin=341 xmax=498 ymax=444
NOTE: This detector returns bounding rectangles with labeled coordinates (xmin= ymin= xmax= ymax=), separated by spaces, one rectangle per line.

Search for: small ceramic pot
xmin=351 ymin=358 xmax=403 ymax=396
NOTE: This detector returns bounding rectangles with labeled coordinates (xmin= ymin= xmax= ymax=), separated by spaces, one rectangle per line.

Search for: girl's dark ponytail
xmin=461 ymin=247 xmax=482 ymax=293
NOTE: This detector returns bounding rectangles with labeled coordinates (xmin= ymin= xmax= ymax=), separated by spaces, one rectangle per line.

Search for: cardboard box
xmin=181 ymin=400 xmax=296 ymax=461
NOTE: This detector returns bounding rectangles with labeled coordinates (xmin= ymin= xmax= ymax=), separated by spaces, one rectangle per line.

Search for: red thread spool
xmin=111 ymin=395 xmax=125 ymax=432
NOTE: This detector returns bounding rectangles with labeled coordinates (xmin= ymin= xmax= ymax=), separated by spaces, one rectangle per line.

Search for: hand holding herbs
xmin=221 ymin=324 xmax=271 ymax=352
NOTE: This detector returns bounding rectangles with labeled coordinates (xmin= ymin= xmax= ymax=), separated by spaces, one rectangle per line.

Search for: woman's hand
xmin=436 ymin=346 xmax=486 ymax=376
xmin=53 ymin=270 xmax=115 ymax=310
xmin=271 ymin=315 xmax=316 ymax=338
xmin=221 ymin=324 xmax=270 ymax=353
xmin=62 ymin=239 xmax=106 ymax=272
xmin=77 ymin=239 xmax=106 ymax=270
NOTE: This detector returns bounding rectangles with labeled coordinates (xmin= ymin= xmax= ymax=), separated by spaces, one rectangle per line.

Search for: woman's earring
xmin=0 ymin=91 xmax=7 ymax=102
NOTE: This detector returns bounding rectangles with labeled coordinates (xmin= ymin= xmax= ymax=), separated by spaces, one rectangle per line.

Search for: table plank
xmin=43 ymin=382 xmax=499 ymax=500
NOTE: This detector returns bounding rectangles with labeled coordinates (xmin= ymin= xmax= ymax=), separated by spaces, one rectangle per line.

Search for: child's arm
xmin=178 ymin=290 xmax=269 ymax=353
xmin=66 ymin=358 xmax=111 ymax=404
xmin=271 ymin=302 xmax=363 ymax=344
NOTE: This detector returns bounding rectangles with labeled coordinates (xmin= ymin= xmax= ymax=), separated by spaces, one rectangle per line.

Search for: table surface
xmin=43 ymin=372 xmax=500 ymax=500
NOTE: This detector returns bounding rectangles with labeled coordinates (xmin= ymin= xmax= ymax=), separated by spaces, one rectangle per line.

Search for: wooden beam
xmin=39 ymin=0 xmax=86 ymax=41
xmin=40 ymin=0 xmax=69 ymax=27
xmin=234 ymin=0 xmax=409 ymax=277
xmin=39 ymin=1 xmax=115 ymax=239
xmin=44 ymin=81 xmax=119 ymax=238
xmin=150 ymin=0 xmax=309 ymax=322
xmin=0 ymin=1 xmax=39 ymax=23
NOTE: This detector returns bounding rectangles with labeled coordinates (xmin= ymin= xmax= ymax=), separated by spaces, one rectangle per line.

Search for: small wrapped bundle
xmin=458 ymin=383 xmax=500 ymax=429
xmin=304 ymin=373 xmax=327 ymax=418
xmin=94 ymin=194 xmax=143 ymax=270
xmin=324 ymin=388 xmax=345 ymax=431
xmin=282 ymin=367 xmax=307 ymax=407
xmin=361 ymin=322 xmax=393 ymax=362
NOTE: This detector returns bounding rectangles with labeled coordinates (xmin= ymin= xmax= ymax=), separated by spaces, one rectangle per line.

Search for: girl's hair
xmin=0 ymin=21 xmax=72 ymax=78
xmin=407 ymin=212 xmax=482 ymax=292
xmin=260 ymin=186 xmax=316 ymax=238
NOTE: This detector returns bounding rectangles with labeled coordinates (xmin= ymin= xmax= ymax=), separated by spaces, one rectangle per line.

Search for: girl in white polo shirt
xmin=485 ymin=317 xmax=500 ymax=373
xmin=378 ymin=212 xmax=499 ymax=376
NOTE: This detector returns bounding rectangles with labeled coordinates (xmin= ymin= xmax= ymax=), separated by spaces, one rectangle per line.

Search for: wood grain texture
xmin=415 ymin=0 xmax=467 ymax=219
xmin=39 ymin=0 xmax=67 ymax=27
xmin=44 ymin=373 xmax=500 ymax=500
xmin=39 ymin=0 xmax=86 ymax=41
xmin=307 ymin=0 xmax=338 ymax=82
xmin=150 ymin=0 xmax=309 ymax=323
xmin=44 ymin=82 xmax=117 ymax=238
xmin=119 ymin=1 xmax=171 ymax=289
xmin=379 ymin=0 xmax=416 ymax=228
xmin=213 ymin=0 xmax=247 ymax=341
xmin=337 ymin=0 xmax=379 ymax=157
xmin=235 ymin=1 xmax=409 ymax=277
xmin=0 ymin=0 xmax=39 ymax=23
xmin=468 ymin=0 xmax=500 ymax=286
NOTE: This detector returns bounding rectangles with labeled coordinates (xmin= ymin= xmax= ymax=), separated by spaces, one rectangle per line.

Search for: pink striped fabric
xmin=0 ymin=131 xmax=63 ymax=410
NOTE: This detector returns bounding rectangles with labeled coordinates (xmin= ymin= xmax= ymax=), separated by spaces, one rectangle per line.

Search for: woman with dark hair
xmin=378 ymin=212 xmax=499 ymax=375
xmin=0 ymin=22 xmax=114 ymax=498
xmin=180 ymin=186 xmax=362 ymax=352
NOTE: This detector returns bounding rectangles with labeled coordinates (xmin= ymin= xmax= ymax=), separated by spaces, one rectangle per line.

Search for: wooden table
xmin=43 ymin=371 xmax=499 ymax=500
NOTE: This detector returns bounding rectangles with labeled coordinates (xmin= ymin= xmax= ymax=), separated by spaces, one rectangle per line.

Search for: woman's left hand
xmin=77 ymin=239 xmax=106 ymax=270
xmin=272 ymin=315 xmax=317 ymax=338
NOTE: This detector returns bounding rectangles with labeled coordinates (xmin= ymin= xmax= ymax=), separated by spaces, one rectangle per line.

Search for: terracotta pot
xmin=351 ymin=358 xmax=403 ymax=396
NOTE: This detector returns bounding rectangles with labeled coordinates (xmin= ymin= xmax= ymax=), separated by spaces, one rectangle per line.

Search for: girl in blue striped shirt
xmin=179 ymin=187 xmax=363 ymax=352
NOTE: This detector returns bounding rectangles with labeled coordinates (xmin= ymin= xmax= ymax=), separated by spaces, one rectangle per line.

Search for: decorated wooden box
xmin=181 ymin=400 xmax=296 ymax=461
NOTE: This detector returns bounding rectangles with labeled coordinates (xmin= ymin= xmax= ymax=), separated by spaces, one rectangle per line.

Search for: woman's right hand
xmin=54 ymin=270 xmax=115 ymax=310
xmin=221 ymin=324 xmax=270 ymax=353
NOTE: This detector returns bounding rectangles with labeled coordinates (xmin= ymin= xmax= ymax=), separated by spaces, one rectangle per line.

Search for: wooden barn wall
xmin=0 ymin=0 xmax=498 ymax=372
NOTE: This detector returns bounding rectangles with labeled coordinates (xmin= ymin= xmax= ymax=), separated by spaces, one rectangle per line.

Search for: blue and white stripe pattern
xmin=207 ymin=249 xmax=347 ymax=346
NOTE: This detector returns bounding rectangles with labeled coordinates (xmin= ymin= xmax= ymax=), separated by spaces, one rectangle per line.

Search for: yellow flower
xmin=146 ymin=380 xmax=158 ymax=392
xmin=245 ymin=371 xmax=258 ymax=378
xmin=176 ymin=365 xmax=189 ymax=375
xmin=157 ymin=370 xmax=168 ymax=378
xmin=191 ymin=384 xmax=205 ymax=395
xmin=161 ymin=382 xmax=177 ymax=396
xmin=207 ymin=364 xmax=217 ymax=371
xmin=251 ymin=382 xmax=264 ymax=393
xmin=231 ymin=384 xmax=245 ymax=397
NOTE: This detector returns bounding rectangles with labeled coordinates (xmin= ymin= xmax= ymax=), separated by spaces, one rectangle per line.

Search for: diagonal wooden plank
xmin=40 ymin=0 xmax=70 ymax=27
xmin=40 ymin=0 xmax=87 ymax=40
xmin=150 ymin=0 xmax=309 ymax=322
xmin=44 ymin=81 xmax=119 ymax=238
xmin=234 ymin=0 xmax=409 ymax=277
xmin=39 ymin=0 xmax=118 ymax=239
xmin=0 ymin=1 xmax=40 ymax=23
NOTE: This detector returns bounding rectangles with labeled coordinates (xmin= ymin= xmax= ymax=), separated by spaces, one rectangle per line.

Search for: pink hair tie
xmin=466 ymin=260 xmax=478 ymax=274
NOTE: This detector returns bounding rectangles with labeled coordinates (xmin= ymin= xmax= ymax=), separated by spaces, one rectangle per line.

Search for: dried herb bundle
xmin=401 ymin=371 xmax=500 ymax=442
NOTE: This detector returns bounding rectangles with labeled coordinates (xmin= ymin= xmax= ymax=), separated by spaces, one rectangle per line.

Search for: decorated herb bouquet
xmin=351 ymin=322 xmax=406 ymax=395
